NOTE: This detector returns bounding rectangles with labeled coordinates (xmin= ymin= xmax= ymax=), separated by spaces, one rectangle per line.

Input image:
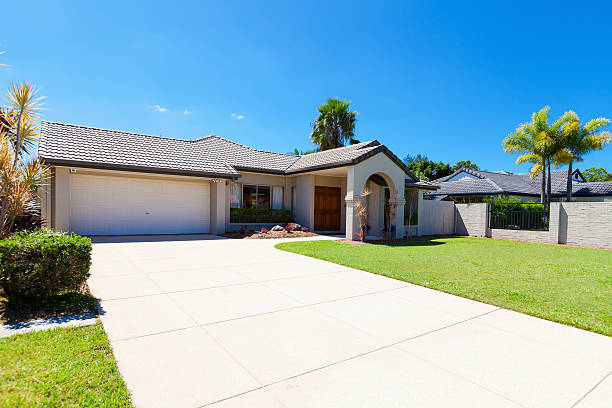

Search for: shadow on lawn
xmin=369 ymin=236 xmax=460 ymax=247
xmin=0 ymin=290 xmax=99 ymax=323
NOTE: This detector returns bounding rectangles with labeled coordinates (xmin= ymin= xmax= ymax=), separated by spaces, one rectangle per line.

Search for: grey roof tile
xmin=427 ymin=167 xmax=611 ymax=198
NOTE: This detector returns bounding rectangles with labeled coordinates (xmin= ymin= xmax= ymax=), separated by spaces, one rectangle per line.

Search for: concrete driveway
xmin=89 ymin=235 xmax=612 ymax=408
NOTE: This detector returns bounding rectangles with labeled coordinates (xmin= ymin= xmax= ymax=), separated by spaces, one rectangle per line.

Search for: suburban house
xmin=38 ymin=121 xmax=437 ymax=240
xmin=426 ymin=167 xmax=612 ymax=203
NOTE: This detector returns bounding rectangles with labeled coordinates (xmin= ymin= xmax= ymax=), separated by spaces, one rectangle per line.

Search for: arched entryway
xmin=345 ymin=161 xmax=406 ymax=240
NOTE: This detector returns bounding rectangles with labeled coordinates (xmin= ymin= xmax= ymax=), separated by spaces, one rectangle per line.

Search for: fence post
xmin=548 ymin=202 xmax=561 ymax=244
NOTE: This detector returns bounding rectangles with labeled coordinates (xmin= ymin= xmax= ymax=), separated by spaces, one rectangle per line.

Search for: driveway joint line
xmin=96 ymin=270 xmax=347 ymax=302
xmin=197 ymin=308 xmax=504 ymax=408
xmin=108 ymin=284 xmax=413 ymax=343
xmin=570 ymin=369 xmax=612 ymax=408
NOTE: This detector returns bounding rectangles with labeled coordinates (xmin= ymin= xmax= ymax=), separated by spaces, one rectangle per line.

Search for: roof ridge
xmin=42 ymin=121 xmax=205 ymax=143
xmin=201 ymin=135 xmax=300 ymax=159
xmin=297 ymin=140 xmax=379 ymax=158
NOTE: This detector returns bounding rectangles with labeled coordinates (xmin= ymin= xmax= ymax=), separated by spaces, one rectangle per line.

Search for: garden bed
xmin=224 ymin=230 xmax=319 ymax=239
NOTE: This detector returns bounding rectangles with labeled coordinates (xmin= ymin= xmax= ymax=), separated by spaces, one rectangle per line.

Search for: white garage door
xmin=70 ymin=173 xmax=210 ymax=235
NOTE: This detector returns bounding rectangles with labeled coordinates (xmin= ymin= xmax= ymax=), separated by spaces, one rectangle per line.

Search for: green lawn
xmin=0 ymin=323 xmax=132 ymax=407
xmin=276 ymin=237 xmax=612 ymax=336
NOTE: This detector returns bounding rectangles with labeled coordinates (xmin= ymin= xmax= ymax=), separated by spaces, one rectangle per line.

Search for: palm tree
xmin=310 ymin=98 xmax=357 ymax=150
xmin=559 ymin=112 xmax=611 ymax=201
xmin=504 ymin=106 xmax=561 ymax=204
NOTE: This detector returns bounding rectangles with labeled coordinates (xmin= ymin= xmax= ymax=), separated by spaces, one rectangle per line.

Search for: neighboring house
xmin=426 ymin=167 xmax=612 ymax=203
xmin=38 ymin=122 xmax=437 ymax=240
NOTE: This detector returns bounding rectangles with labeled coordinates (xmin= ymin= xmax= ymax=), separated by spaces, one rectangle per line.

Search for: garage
xmin=69 ymin=173 xmax=210 ymax=235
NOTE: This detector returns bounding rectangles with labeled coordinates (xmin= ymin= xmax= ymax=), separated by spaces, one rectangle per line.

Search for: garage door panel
xmin=69 ymin=174 xmax=210 ymax=235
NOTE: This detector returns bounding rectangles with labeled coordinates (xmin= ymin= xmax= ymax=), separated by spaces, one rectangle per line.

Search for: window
xmin=242 ymin=185 xmax=271 ymax=209
xmin=230 ymin=183 xmax=242 ymax=208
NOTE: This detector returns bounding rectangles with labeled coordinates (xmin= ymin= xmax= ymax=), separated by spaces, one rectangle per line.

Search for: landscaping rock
xmin=271 ymin=225 xmax=284 ymax=232
xmin=287 ymin=222 xmax=302 ymax=231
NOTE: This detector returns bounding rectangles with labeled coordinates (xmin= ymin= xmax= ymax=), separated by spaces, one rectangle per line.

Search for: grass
xmin=276 ymin=237 xmax=612 ymax=336
xmin=0 ymin=323 xmax=132 ymax=407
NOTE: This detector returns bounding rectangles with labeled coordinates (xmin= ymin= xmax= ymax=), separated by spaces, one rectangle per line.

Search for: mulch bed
xmin=0 ymin=284 xmax=97 ymax=323
xmin=223 ymin=231 xmax=319 ymax=239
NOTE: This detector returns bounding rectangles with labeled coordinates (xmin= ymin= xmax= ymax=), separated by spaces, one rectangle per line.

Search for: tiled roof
xmin=426 ymin=167 xmax=612 ymax=198
xmin=39 ymin=122 xmax=239 ymax=177
xmin=39 ymin=121 xmax=416 ymax=179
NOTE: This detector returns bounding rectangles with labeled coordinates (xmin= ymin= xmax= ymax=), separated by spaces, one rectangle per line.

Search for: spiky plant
xmin=0 ymin=82 xmax=50 ymax=237
xmin=310 ymin=98 xmax=357 ymax=151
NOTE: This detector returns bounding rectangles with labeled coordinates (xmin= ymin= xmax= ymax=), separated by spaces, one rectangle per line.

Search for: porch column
xmin=54 ymin=167 xmax=71 ymax=232
xmin=345 ymin=166 xmax=361 ymax=240
xmin=416 ymin=190 xmax=424 ymax=236
xmin=390 ymin=197 xmax=406 ymax=239
xmin=209 ymin=180 xmax=227 ymax=235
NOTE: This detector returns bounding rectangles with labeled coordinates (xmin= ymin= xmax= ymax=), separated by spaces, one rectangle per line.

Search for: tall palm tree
xmin=310 ymin=98 xmax=357 ymax=150
xmin=560 ymin=112 xmax=611 ymax=201
xmin=504 ymin=106 xmax=561 ymax=204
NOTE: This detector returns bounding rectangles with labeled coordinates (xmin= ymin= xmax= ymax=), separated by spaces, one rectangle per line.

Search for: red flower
xmin=261 ymin=227 xmax=269 ymax=233
xmin=285 ymin=224 xmax=293 ymax=232
xmin=301 ymin=227 xmax=308 ymax=232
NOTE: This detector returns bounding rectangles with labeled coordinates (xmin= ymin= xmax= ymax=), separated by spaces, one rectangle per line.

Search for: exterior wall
xmin=561 ymin=202 xmax=612 ymax=248
xmin=421 ymin=200 xmax=455 ymax=235
xmin=54 ymin=167 xmax=71 ymax=232
xmin=454 ymin=203 xmax=488 ymax=236
xmin=453 ymin=202 xmax=611 ymax=249
xmin=295 ymin=174 xmax=315 ymax=230
xmin=209 ymin=181 xmax=226 ymax=235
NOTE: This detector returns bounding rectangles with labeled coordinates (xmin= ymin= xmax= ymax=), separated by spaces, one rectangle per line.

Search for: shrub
xmin=285 ymin=224 xmax=293 ymax=233
xmin=0 ymin=229 xmax=92 ymax=302
xmin=11 ymin=203 xmax=45 ymax=233
xmin=239 ymin=227 xmax=246 ymax=235
xmin=261 ymin=227 xmax=269 ymax=233
xmin=301 ymin=227 xmax=309 ymax=232
xmin=230 ymin=208 xmax=294 ymax=223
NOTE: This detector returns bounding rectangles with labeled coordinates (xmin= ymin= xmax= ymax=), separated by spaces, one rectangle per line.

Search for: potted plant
xmin=354 ymin=188 xmax=370 ymax=242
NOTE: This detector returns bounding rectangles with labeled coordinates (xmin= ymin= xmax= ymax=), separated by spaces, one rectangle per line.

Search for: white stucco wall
xmin=295 ymin=174 xmax=315 ymax=230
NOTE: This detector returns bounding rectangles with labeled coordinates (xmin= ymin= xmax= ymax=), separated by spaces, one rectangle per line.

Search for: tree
xmin=560 ymin=112 xmax=611 ymax=201
xmin=403 ymin=154 xmax=453 ymax=181
xmin=503 ymin=106 xmax=566 ymax=205
xmin=310 ymin=98 xmax=357 ymax=150
xmin=583 ymin=167 xmax=612 ymax=182
xmin=453 ymin=160 xmax=479 ymax=171
xmin=289 ymin=147 xmax=318 ymax=155
xmin=0 ymin=82 xmax=50 ymax=237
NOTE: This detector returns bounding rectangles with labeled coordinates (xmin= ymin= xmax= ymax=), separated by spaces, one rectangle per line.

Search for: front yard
xmin=0 ymin=323 xmax=132 ymax=407
xmin=276 ymin=237 xmax=612 ymax=336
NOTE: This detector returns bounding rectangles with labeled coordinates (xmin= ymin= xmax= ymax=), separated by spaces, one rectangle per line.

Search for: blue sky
xmin=1 ymin=0 xmax=611 ymax=172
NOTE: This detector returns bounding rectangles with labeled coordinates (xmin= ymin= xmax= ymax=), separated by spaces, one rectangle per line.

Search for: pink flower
xmin=285 ymin=224 xmax=293 ymax=233
xmin=261 ymin=227 xmax=269 ymax=233
xmin=301 ymin=227 xmax=309 ymax=232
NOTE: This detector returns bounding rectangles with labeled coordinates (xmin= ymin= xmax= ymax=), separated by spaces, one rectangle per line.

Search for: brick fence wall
xmin=453 ymin=202 xmax=611 ymax=249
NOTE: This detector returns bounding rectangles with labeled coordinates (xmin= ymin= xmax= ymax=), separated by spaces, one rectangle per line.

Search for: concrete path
xmin=0 ymin=313 xmax=96 ymax=338
xmin=89 ymin=235 xmax=612 ymax=408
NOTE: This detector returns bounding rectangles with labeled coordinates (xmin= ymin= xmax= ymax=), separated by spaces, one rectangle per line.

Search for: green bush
xmin=0 ymin=229 xmax=92 ymax=302
xmin=485 ymin=196 xmax=546 ymax=212
xmin=230 ymin=208 xmax=294 ymax=223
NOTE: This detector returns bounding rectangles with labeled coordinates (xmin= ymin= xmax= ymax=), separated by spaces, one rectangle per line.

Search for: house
xmin=425 ymin=167 xmax=612 ymax=203
xmin=38 ymin=121 xmax=437 ymax=240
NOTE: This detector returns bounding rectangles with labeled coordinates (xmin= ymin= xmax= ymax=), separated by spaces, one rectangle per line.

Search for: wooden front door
xmin=314 ymin=186 xmax=341 ymax=231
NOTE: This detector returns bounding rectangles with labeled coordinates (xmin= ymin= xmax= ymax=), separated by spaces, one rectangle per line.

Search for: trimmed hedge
xmin=0 ymin=229 xmax=92 ymax=302
xmin=230 ymin=208 xmax=294 ymax=223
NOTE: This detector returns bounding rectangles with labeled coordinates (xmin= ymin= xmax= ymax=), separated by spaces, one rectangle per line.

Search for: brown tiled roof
xmin=39 ymin=121 xmax=418 ymax=180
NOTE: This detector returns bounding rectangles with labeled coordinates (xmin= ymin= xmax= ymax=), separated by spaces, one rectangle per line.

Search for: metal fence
xmin=488 ymin=206 xmax=549 ymax=231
